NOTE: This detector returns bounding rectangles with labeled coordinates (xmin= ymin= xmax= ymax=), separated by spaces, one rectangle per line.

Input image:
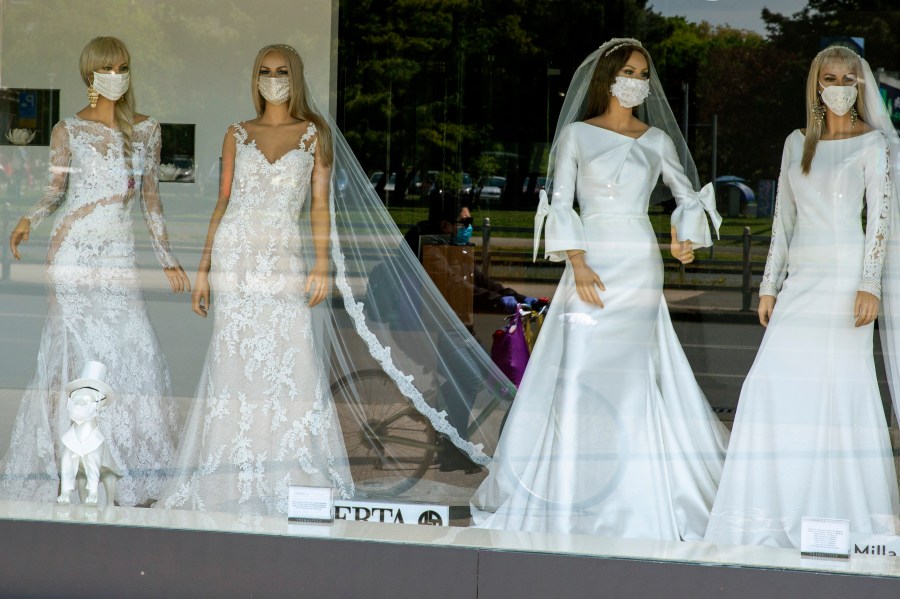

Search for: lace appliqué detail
xmin=859 ymin=137 xmax=891 ymax=299
xmin=759 ymin=170 xmax=788 ymax=298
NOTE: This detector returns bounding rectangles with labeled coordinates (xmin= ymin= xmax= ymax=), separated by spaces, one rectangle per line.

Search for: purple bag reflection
xmin=491 ymin=309 xmax=530 ymax=387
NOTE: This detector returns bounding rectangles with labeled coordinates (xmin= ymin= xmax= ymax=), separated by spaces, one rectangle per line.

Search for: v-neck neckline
xmin=237 ymin=121 xmax=313 ymax=166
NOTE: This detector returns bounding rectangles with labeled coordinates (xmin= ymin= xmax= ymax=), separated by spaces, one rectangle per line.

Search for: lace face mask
xmin=258 ymin=76 xmax=291 ymax=105
xmin=819 ymin=82 xmax=858 ymax=116
xmin=610 ymin=76 xmax=650 ymax=109
xmin=92 ymin=72 xmax=130 ymax=101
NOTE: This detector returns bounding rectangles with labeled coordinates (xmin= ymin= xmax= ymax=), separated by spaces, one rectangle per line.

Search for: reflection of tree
xmin=338 ymin=0 xmax=900 ymax=200
xmin=338 ymin=0 xmax=671 ymax=203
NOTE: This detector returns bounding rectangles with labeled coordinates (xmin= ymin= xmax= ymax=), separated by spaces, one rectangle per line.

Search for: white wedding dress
xmin=157 ymin=122 xmax=353 ymax=515
xmin=705 ymin=130 xmax=900 ymax=548
xmin=471 ymin=122 xmax=729 ymax=540
xmin=0 ymin=116 xmax=180 ymax=506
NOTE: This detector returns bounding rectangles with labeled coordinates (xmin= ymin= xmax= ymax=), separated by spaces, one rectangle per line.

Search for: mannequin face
xmin=818 ymin=61 xmax=857 ymax=88
xmin=617 ymin=51 xmax=649 ymax=81
xmin=90 ymin=58 xmax=128 ymax=84
xmin=259 ymin=51 xmax=290 ymax=79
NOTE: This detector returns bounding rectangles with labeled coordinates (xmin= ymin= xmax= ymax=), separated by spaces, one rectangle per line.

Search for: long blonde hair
xmin=79 ymin=36 xmax=137 ymax=189
xmin=802 ymin=45 xmax=868 ymax=174
xmin=251 ymin=44 xmax=333 ymax=167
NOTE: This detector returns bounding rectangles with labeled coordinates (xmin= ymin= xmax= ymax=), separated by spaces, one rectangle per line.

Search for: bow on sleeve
xmin=671 ymin=182 xmax=722 ymax=249
xmin=532 ymin=189 xmax=551 ymax=262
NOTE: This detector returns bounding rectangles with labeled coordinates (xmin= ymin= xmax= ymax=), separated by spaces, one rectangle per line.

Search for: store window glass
xmin=1 ymin=0 xmax=900 ymax=581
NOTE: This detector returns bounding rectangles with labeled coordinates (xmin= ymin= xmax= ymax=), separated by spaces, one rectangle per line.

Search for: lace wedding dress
xmin=705 ymin=130 xmax=900 ymax=548
xmin=157 ymin=122 xmax=353 ymax=515
xmin=0 ymin=116 xmax=180 ymax=506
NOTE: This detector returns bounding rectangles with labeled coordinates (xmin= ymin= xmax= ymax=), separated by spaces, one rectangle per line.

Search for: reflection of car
xmin=475 ymin=175 xmax=506 ymax=205
xmin=460 ymin=172 xmax=474 ymax=198
xmin=165 ymin=154 xmax=194 ymax=182
xmin=369 ymin=171 xmax=397 ymax=200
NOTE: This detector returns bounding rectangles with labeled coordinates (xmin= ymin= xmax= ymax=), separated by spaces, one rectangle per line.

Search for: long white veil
xmin=298 ymin=76 xmax=514 ymax=500
xmin=858 ymin=55 xmax=900 ymax=427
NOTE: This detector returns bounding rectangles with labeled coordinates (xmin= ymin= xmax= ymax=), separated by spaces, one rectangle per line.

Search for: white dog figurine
xmin=57 ymin=361 xmax=122 ymax=506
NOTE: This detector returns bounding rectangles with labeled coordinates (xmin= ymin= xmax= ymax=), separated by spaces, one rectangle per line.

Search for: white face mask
xmin=258 ymin=76 xmax=291 ymax=105
xmin=819 ymin=82 xmax=858 ymax=116
xmin=92 ymin=71 xmax=130 ymax=101
xmin=610 ymin=76 xmax=650 ymax=109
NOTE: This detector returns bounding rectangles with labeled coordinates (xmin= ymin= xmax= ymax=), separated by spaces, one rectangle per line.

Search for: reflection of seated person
xmin=404 ymin=200 xmax=534 ymax=473
xmin=404 ymin=203 xmax=537 ymax=316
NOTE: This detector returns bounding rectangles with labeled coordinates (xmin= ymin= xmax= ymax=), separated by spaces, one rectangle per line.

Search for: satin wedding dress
xmin=471 ymin=122 xmax=729 ymax=540
xmin=705 ymin=130 xmax=900 ymax=548
xmin=157 ymin=122 xmax=353 ymax=515
xmin=0 ymin=116 xmax=180 ymax=506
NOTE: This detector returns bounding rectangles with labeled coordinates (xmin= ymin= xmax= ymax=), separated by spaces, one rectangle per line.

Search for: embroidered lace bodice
xmin=760 ymin=129 xmax=891 ymax=298
xmin=27 ymin=116 xmax=178 ymax=268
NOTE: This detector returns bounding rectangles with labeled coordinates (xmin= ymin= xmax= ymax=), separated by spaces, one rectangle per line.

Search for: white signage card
xmin=333 ymin=499 xmax=449 ymax=526
xmin=287 ymin=485 xmax=334 ymax=523
xmin=800 ymin=517 xmax=851 ymax=559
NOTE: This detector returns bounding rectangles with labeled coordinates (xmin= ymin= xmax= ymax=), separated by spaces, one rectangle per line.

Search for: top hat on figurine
xmin=64 ymin=361 xmax=114 ymax=405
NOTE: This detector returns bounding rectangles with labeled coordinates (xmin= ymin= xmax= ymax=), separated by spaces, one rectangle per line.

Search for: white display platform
xmin=1 ymin=500 xmax=899 ymax=598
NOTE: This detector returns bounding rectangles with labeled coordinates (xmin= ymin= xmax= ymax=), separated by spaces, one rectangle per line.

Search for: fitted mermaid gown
xmin=157 ymin=122 xmax=353 ymax=516
xmin=0 ymin=116 xmax=180 ymax=506
xmin=471 ymin=123 xmax=729 ymax=540
xmin=705 ymin=130 xmax=900 ymax=548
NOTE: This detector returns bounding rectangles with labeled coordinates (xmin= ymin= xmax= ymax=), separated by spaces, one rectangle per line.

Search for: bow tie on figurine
xmin=57 ymin=361 xmax=122 ymax=506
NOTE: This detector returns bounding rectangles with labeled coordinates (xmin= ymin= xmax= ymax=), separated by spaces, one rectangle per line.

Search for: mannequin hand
xmin=306 ymin=262 xmax=329 ymax=307
xmin=192 ymin=271 xmax=211 ymax=317
xmin=854 ymin=291 xmax=879 ymax=327
xmin=9 ymin=217 xmax=30 ymax=260
xmin=670 ymin=227 xmax=694 ymax=264
xmin=164 ymin=265 xmax=191 ymax=294
xmin=758 ymin=295 xmax=776 ymax=328
xmin=570 ymin=254 xmax=605 ymax=307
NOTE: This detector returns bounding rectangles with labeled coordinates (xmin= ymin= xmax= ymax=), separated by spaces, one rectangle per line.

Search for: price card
xmin=287 ymin=485 xmax=334 ymax=523
xmin=800 ymin=517 xmax=850 ymax=559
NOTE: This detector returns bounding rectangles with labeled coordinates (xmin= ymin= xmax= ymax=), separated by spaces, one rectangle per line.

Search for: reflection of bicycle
xmin=330 ymin=368 xmax=512 ymax=497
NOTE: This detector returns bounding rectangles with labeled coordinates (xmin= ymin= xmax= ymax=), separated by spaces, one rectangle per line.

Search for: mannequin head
xmin=585 ymin=43 xmax=651 ymax=118
xmin=802 ymin=45 xmax=868 ymax=173
xmin=251 ymin=44 xmax=333 ymax=166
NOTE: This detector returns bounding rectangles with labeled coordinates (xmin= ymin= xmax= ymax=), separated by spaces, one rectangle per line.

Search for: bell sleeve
xmin=759 ymin=135 xmax=797 ymax=298
xmin=139 ymin=120 xmax=180 ymax=269
xmin=859 ymin=132 xmax=892 ymax=299
xmin=660 ymin=132 xmax=720 ymax=249
xmin=25 ymin=121 xmax=71 ymax=228
xmin=534 ymin=124 xmax=586 ymax=262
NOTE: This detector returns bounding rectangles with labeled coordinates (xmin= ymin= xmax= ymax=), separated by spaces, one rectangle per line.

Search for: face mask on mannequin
xmin=610 ymin=76 xmax=650 ymax=109
xmin=258 ymin=76 xmax=291 ymax=105
xmin=92 ymin=72 xmax=130 ymax=101
xmin=819 ymin=82 xmax=858 ymax=116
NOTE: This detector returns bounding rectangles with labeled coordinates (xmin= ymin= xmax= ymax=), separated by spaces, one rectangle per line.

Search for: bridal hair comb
xmin=601 ymin=39 xmax=643 ymax=57
xmin=265 ymin=43 xmax=298 ymax=55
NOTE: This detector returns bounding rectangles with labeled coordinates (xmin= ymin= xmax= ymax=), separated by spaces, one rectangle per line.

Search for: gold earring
xmin=850 ymin=106 xmax=858 ymax=128
xmin=87 ymin=86 xmax=99 ymax=108
xmin=811 ymin=103 xmax=826 ymax=127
